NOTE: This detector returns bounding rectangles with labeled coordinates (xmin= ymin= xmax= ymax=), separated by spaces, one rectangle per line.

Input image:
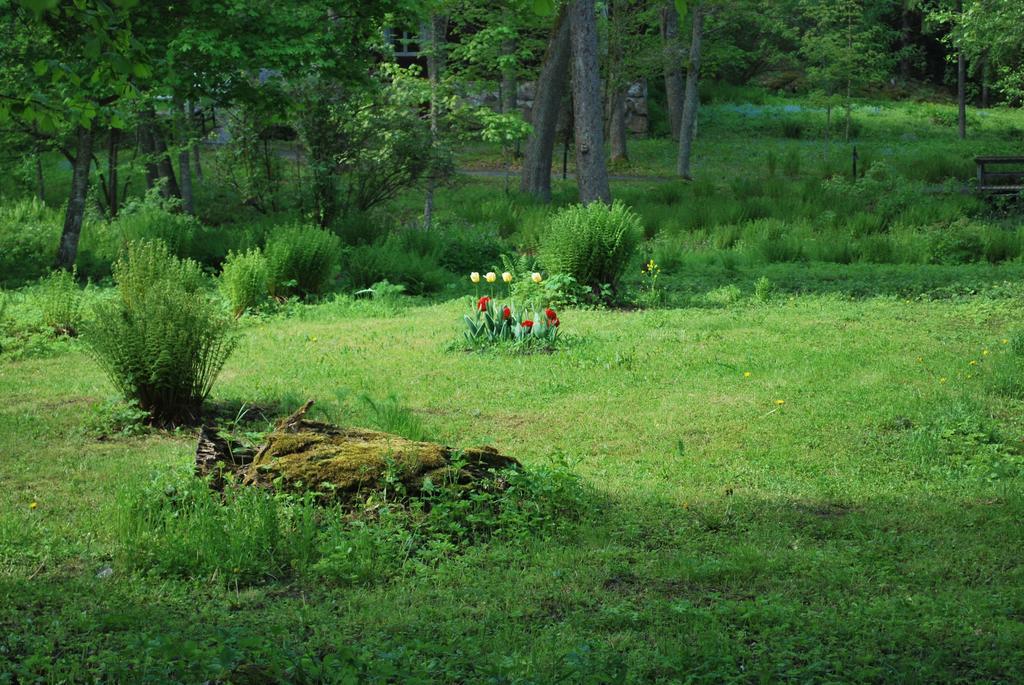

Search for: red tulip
xmin=522 ymin=320 xmax=534 ymax=329
xmin=545 ymin=307 xmax=557 ymax=321
xmin=477 ymin=296 xmax=491 ymax=312
xmin=502 ymin=306 xmax=511 ymax=320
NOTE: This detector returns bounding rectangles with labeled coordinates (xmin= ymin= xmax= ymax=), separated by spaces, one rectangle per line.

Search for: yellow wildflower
xmin=30 ymin=501 xmax=37 ymax=510
xmin=940 ymin=377 xmax=947 ymax=383
xmin=774 ymin=399 xmax=785 ymax=406
xmin=743 ymin=371 xmax=751 ymax=378
xmin=969 ymin=360 xmax=977 ymax=366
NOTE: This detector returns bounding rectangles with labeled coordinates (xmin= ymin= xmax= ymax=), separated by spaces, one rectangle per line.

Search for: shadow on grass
xmin=4 ymin=486 xmax=1023 ymax=682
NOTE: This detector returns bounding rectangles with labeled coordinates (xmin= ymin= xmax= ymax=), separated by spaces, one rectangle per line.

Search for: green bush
xmin=540 ymin=201 xmax=641 ymax=293
xmin=220 ymin=248 xmax=269 ymax=317
xmin=37 ymin=268 xmax=83 ymax=336
xmin=84 ymin=241 xmax=236 ymax=424
xmin=344 ymin=233 xmax=452 ymax=295
xmin=0 ymin=198 xmax=61 ymax=286
xmin=264 ymin=224 xmax=342 ymax=297
xmin=113 ymin=202 xmax=257 ymax=269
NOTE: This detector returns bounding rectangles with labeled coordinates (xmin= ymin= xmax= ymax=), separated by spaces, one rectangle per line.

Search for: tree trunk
xmin=107 ymin=129 xmax=119 ymax=217
xmin=55 ymin=125 xmax=94 ymax=271
xmin=956 ymin=0 xmax=966 ymax=139
xmin=981 ymin=55 xmax=990 ymax=108
xmin=660 ymin=1 xmax=685 ymax=140
xmin=143 ymin=107 xmax=181 ymax=200
xmin=189 ymin=102 xmax=204 ymax=180
xmin=520 ymin=6 xmax=571 ymax=201
xmin=423 ymin=14 xmax=448 ymax=230
xmin=35 ymin=153 xmax=45 ymax=203
xmin=607 ymin=0 xmax=628 ymax=162
xmin=569 ymin=0 xmax=611 ymax=205
xmin=500 ymin=37 xmax=517 ymax=114
xmin=899 ymin=5 xmax=912 ymax=81
xmin=677 ymin=5 xmax=703 ymax=180
xmin=174 ymin=100 xmax=195 ymax=214
xmin=609 ymin=87 xmax=628 ymax=162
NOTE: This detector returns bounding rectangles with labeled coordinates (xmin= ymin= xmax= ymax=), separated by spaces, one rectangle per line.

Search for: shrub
xmin=84 ymin=241 xmax=236 ymax=424
xmin=540 ymin=201 xmax=641 ymax=294
xmin=112 ymin=199 xmax=257 ymax=269
xmin=754 ymin=276 xmax=775 ymax=302
xmin=928 ymin=223 xmax=985 ymax=264
xmin=37 ymin=268 xmax=83 ymax=336
xmin=344 ymin=235 xmax=452 ymax=295
xmin=264 ymin=224 xmax=341 ymax=297
xmin=0 ymin=198 xmax=61 ymax=286
xmin=701 ymin=284 xmax=743 ymax=306
xmin=220 ymin=249 xmax=269 ymax=317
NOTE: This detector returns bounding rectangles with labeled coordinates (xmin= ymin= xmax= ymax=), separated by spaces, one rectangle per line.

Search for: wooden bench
xmin=975 ymin=156 xmax=1024 ymax=194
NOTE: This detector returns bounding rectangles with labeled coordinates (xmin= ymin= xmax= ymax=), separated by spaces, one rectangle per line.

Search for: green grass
xmin=3 ymin=288 xmax=1024 ymax=681
xmin=3 ymin=91 xmax=1024 ymax=681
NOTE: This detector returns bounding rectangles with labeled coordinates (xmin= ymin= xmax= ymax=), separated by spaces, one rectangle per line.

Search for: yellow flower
xmin=502 ymin=271 xmax=513 ymax=283
xmin=1002 ymin=339 xmax=1009 ymax=344
xmin=940 ymin=377 xmax=947 ymax=383
xmin=774 ymin=399 xmax=785 ymax=406
xmin=531 ymin=272 xmax=542 ymax=283
xmin=916 ymin=357 xmax=923 ymax=363
xmin=485 ymin=272 xmax=497 ymax=283
xmin=743 ymin=371 xmax=751 ymax=378
xmin=29 ymin=501 xmax=37 ymax=510
xmin=470 ymin=272 xmax=480 ymax=284
xmin=982 ymin=349 xmax=989 ymax=356
xmin=969 ymin=360 xmax=977 ymax=366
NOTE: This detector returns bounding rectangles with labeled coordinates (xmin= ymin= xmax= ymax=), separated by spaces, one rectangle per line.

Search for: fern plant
xmin=539 ymin=201 xmax=641 ymax=294
xmin=84 ymin=241 xmax=236 ymax=424
xmin=264 ymin=224 xmax=341 ymax=297
xmin=38 ymin=268 xmax=83 ymax=336
xmin=221 ymin=248 xmax=269 ymax=317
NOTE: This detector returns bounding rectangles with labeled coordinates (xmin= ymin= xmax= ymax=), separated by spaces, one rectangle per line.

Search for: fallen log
xmin=196 ymin=400 xmax=519 ymax=501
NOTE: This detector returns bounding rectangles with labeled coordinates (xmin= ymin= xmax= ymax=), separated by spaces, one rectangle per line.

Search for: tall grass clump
xmin=540 ymin=201 xmax=641 ymax=292
xmin=84 ymin=240 xmax=236 ymax=424
xmin=37 ymin=268 xmax=83 ymax=336
xmin=220 ymin=248 xmax=269 ymax=317
xmin=265 ymin=224 xmax=342 ymax=297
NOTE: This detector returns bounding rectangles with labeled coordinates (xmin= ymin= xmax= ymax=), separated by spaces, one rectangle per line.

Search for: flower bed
xmin=460 ymin=271 xmax=561 ymax=351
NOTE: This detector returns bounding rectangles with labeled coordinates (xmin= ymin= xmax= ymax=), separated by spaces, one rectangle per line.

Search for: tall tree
xmin=660 ymin=1 xmax=685 ymax=140
xmin=677 ymin=3 xmax=703 ymax=179
xmin=956 ymin=0 xmax=966 ymax=138
xmin=520 ymin=5 xmax=571 ymax=201
xmin=422 ymin=13 xmax=449 ymax=230
xmin=0 ymin=0 xmax=146 ymax=270
xmin=568 ymin=0 xmax=610 ymax=204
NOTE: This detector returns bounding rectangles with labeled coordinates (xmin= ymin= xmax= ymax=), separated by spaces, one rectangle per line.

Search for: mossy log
xmin=196 ymin=400 xmax=519 ymax=500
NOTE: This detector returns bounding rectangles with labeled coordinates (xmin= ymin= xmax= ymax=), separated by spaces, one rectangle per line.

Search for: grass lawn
xmin=3 ymin=288 xmax=1024 ymax=682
